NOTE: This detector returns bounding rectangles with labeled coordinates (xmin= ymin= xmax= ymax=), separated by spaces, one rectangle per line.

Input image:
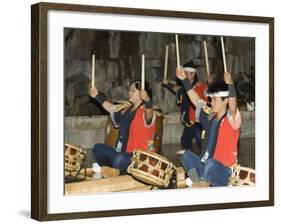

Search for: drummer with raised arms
xmin=89 ymin=55 xmax=157 ymax=178
xmin=162 ymin=37 xmax=212 ymax=155
xmin=177 ymin=37 xmax=242 ymax=187
xmin=163 ymin=61 xmax=210 ymax=155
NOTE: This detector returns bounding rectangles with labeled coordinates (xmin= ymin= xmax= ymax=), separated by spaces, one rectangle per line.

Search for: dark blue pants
xmin=181 ymin=123 xmax=202 ymax=151
xmin=92 ymin=143 xmax=132 ymax=172
xmin=181 ymin=151 xmax=232 ymax=186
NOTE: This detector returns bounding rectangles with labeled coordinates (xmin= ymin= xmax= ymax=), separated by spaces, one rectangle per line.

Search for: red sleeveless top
xmin=126 ymin=107 xmax=156 ymax=153
xmin=213 ymin=112 xmax=241 ymax=167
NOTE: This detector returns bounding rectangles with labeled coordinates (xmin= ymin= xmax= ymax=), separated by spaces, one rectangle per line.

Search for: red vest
xmin=188 ymin=83 xmax=207 ymax=122
xmin=126 ymin=107 xmax=156 ymax=153
xmin=213 ymin=117 xmax=240 ymax=167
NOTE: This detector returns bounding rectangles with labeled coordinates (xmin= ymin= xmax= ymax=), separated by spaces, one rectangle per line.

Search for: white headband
xmin=183 ymin=67 xmax=196 ymax=73
xmin=206 ymin=91 xmax=229 ymax=97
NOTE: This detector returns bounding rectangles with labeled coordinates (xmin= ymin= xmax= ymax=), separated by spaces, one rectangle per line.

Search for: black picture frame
xmin=31 ymin=2 xmax=274 ymax=221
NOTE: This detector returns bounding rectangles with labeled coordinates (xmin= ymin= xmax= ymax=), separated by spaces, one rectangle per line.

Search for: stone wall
xmin=64 ymin=29 xmax=255 ymax=116
xmin=65 ymin=111 xmax=255 ymax=149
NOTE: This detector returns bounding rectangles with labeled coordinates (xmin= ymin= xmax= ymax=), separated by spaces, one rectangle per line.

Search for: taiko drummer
xmin=176 ymin=67 xmax=241 ymax=187
xmin=89 ymin=80 xmax=156 ymax=178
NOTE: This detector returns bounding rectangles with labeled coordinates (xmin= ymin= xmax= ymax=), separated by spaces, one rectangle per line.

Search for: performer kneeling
xmin=89 ymin=80 xmax=156 ymax=177
xmin=176 ymin=67 xmax=241 ymax=187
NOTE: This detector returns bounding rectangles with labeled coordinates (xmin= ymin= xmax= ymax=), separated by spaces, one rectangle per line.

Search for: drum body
xmin=229 ymin=165 xmax=256 ymax=186
xmin=104 ymin=116 xmax=119 ymax=147
xmin=65 ymin=143 xmax=87 ymax=181
xmin=127 ymin=149 xmax=176 ymax=187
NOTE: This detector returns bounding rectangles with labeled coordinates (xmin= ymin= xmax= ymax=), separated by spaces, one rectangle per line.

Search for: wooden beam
xmin=65 ymin=175 xmax=148 ymax=195
xmin=65 ymin=167 xmax=187 ymax=195
xmin=119 ymin=185 xmax=156 ymax=192
xmin=177 ymin=180 xmax=188 ymax=188
xmin=176 ymin=167 xmax=185 ymax=181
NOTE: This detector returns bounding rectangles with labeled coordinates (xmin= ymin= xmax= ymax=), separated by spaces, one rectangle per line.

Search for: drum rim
xmin=133 ymin=149 xmax=175 ymax=168
xmin=128 ymin=167 xmax=170 ymax=187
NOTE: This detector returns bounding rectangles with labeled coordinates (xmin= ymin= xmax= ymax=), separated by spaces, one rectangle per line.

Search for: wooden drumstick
xmin=163 ymin=45 xmax=169 ymax=80
xmin=141 ymin=54 xmax=145 ymax=89
xmin=203 ymin=41 xmax=210 ymax=77
xmin=91 ymin=54 xmax=95 ymax=88
xmin=175 ymin=34 xmax=180 ymax=68
xmin=221 ymin=37 xmax=228 ymax=73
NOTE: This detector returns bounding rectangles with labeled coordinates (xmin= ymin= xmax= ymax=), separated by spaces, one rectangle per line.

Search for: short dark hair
xmin=129 ymin=80 xmax=153 ymax=100
xmin=207 ymin=81 xmax=228 ymax=101
xmin=207 ymin=81 xmax=228 ymax=93
xmin=183 ymin=61 xmax=197 ymax=69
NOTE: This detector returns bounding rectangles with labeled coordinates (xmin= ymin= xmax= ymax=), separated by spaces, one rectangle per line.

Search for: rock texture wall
xmin=64 ymin=28 xmax=255 ymax=116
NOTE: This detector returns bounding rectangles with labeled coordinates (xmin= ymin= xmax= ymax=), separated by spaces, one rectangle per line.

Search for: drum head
xmin=127 ymin=150 xmax=175 ymax=187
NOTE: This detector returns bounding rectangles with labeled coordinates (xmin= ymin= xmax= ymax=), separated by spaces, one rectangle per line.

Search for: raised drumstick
xmin=163 ymin=45 xmax=169 ymax=80
xmin=141 ymin=54 xmax=145 ymax=89
xmin=203 ymin=41 xmax=210 ymax=77
xmin=175 ymin=34 xmax=180 ymax=68
xmin=221 ymin=37 xmax=228 ymax=73
xmin=91 ymin=54 xmax=95 ymax=88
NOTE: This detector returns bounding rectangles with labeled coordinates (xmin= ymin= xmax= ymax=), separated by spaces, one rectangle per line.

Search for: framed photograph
xmin=31 ymin=2 xmax=274 ymax=221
